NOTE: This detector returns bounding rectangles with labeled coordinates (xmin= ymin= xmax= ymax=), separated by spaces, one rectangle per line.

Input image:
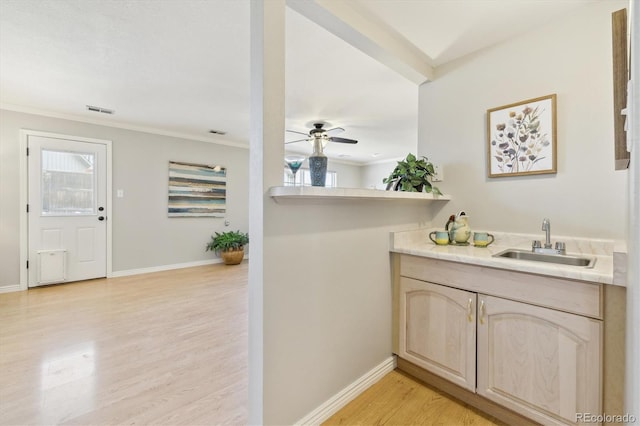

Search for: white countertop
xmin=391 ymin=229 xmax=627 ymax=286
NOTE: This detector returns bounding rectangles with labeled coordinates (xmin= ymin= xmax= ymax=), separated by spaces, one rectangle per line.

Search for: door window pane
xmin=41 ymin=150 xmax=96 ymax=215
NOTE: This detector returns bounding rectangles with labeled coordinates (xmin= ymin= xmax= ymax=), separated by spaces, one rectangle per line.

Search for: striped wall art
xmin=168 ymin=161 xmax=227 ymax=217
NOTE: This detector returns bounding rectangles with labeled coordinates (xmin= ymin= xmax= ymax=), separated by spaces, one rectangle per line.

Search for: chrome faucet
xmin=532 ymin=218 xmax=566 ymax=255
xmin=542 ymin=218 xmax=552 ymax=248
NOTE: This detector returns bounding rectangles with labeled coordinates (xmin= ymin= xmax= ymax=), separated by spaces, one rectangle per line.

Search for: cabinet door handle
xmin=479 ymin=300 xmax=486 ymax=325
xmin=467 ymin=298 xmax=473 ymax=323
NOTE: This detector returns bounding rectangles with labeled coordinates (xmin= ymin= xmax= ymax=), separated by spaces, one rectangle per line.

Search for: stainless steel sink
xmin=493 ymin=249 xmax=596 ymax=268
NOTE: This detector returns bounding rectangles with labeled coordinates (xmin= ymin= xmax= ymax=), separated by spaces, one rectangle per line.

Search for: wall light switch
xmin=117 ymin=189 xmax=124 ymax=198
xmin=432 ymin=165 xmax=444 ymax=182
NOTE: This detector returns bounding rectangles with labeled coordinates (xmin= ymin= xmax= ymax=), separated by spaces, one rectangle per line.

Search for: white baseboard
xmin=296 ymin=355 xmax=397 ymax=426
xmin=0 ymin=284 xmax=22 ymax=294
xmin=2 ymin=258 xmax=244 ymax=293
xmin=111 ymin=258 xmax=223 ymax=278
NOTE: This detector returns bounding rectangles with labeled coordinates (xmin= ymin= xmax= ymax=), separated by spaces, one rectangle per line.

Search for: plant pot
xmin=220 ymin=248 xmax=244 ymax=265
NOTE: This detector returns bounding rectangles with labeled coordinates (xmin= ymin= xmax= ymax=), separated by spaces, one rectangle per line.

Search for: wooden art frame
xmin=487 ymin=94 xmax=557 ymax=178
xmin=612 ymin=8 xmax=629 ymax=169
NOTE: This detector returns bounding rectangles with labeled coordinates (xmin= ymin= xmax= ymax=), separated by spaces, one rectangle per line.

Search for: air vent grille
xmin=86 ymin=105 xmax=114 ymax=114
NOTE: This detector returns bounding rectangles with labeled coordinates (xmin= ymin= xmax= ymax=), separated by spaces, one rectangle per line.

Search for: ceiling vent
xmin=209 ymin=129 xmax=227 ymax=135
xmin=86 ymin=105 xmax=114 ymax=114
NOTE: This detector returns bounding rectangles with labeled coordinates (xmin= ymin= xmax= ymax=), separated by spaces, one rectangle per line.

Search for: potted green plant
xmin=205 ymin=230 xmax=249 ymax=265
xmin=383 ymin=153 xmax=442 ymax=195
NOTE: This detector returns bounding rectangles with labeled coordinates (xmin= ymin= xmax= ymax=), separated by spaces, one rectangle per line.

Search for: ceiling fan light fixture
xmin=308 ymin=134 xmax=328 ymax=148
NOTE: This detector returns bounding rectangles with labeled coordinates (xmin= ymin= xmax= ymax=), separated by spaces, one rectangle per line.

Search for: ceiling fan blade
xmin=286 ymin=129 xmax=309 ymax=137
xmin=328 ymin=136 xmax=358 ymax=144
xmin=325 ymin=127 xmax=345 ymax=135
xmin=285 ymin=138 xmax=310 ymax=144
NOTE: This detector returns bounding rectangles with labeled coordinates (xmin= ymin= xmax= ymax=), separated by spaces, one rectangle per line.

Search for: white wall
xmin=330 ymin=160 xmax=362 ymax=188
xmin=0 ymin=109 xmax=249 ymax=288
xmin=419 ymin=0 xmax=628 ymax=239
xmin=263 ymin=200 xmax=430 ymax=424
xmin=361 ymin=159 xmax=400 ymax=190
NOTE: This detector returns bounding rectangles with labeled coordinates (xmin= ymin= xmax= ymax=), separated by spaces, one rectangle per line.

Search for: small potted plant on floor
xmin=206 ymin=230 xmax=249 ymax=265
xmin=383 ymin=153 xmax=442 ymax=195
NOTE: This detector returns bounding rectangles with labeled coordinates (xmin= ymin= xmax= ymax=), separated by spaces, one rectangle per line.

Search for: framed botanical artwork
xmin=487 ymin=94 xmax=557 ymax=177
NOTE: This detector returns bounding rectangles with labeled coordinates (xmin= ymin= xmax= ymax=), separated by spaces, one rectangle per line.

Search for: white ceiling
xmin=350 ymin=0 xmax=601 ymax=67
xmin=0 ymin=0 xmax=600 ymax=164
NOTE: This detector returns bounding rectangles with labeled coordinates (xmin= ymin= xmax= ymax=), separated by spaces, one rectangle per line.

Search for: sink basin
xmin=493 ymin=249 xmax=596 ymax=268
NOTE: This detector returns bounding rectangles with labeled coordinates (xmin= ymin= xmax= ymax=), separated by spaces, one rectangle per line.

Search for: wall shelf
xmin=268 ymin=186 xmax=452 ymax=202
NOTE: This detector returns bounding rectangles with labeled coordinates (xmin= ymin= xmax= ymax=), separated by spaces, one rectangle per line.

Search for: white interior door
xmin=28 ymin=135 xmax=108 ymax=287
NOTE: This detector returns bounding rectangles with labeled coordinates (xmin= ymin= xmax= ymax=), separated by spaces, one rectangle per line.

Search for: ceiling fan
xmin=285 ymin=122 xmax=358 ymax=146
xmin=285 ymin=122 xmax=357 ymax=187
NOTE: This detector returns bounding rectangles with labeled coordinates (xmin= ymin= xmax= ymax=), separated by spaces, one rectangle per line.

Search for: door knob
xmin=98 ymin=216 xmax=105 ymax=221
xmin=98 ymin=207 xmax=104 ymax=211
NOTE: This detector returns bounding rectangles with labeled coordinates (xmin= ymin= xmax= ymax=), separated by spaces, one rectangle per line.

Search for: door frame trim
xmin=19 ymin=129 xmax=113 ymax=290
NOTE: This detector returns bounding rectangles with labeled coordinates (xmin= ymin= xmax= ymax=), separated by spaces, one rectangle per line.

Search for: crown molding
xmin=2 ymin=104 xmax=407 ymax=165
xmin=0 ymin=103 xmax=249 ymax=150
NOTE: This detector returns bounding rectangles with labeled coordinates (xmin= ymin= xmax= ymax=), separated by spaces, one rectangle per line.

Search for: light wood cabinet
xmin=393 ymin=255 xmax=617 ymax=425
xmin=477 ymin=294 xmax=602 ymax=426
xmin=398 ymin=277 xmax=476 ymax=391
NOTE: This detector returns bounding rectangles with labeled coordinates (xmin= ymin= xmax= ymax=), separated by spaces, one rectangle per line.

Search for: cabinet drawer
xmin=400 ymin=255 xmax=602 ymax=319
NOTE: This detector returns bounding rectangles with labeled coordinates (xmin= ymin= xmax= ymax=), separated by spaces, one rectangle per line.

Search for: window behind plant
xmin=283 ymin=168 xmax=337 ymax=188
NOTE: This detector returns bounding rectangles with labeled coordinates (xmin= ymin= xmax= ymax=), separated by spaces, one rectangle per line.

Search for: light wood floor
xmin=323 ymin=370 xmax=504 ymax=426
xmin=0 ymin=263 xmax=248 ymax=425
xmin=2 ymin=263 xmax=503 ymax=426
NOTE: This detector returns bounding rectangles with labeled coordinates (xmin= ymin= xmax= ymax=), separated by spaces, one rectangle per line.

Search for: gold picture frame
xmin=487 ymin=94 xmax=557 ymax=178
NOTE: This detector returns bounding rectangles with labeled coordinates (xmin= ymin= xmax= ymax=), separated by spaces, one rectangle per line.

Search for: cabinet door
xmin=399 ymin=277 xmax=476 ymax=391
xmin=477 ymin=294 xmax=602 ymax=426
